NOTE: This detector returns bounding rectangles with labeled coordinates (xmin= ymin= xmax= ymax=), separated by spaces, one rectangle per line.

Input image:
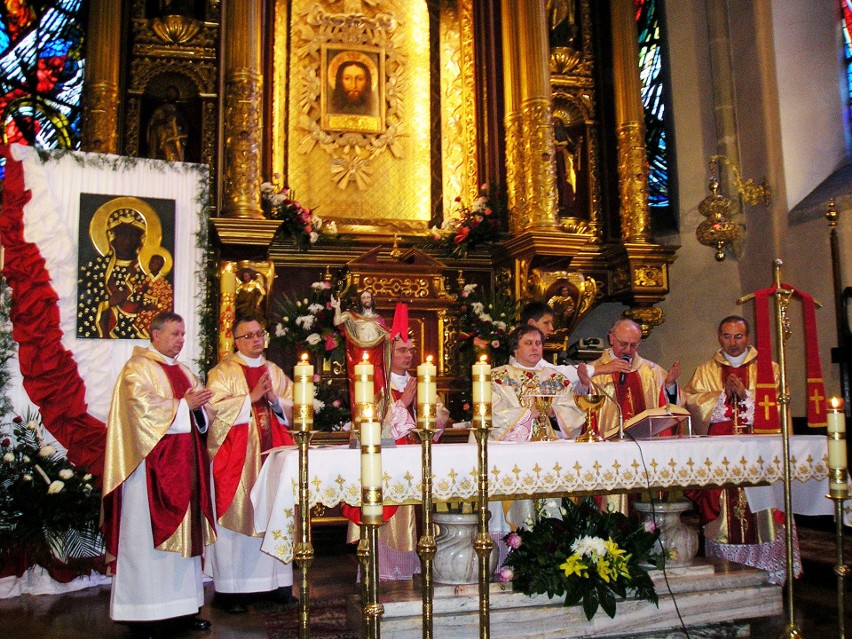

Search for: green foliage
xmin=503 ymin=497 xmax=659 ymax=621
xmin=271 ymin=279 xmax=346 ymax=368
xmin=432 ymin=185 xmax=503 ymax=258
xmin=454 ymin=283 xmax=518 ymax=367
xmin=313 ymin=378 xmax=351 ymax=432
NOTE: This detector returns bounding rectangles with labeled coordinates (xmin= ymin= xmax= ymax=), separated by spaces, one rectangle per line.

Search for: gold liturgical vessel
xmin=575 ymin=391 xmax=606 ymax=442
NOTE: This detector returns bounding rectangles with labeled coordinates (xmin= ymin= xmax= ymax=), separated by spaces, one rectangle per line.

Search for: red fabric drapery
xmin=0 ymin=145 xmax=106 ymax=480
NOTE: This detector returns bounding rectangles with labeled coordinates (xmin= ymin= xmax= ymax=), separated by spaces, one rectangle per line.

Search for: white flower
xmin=47 ymin=480 xmax=65 ymax=494
xmin=83 ymin=484 xmax=93 ymax=492
xmin=295 ymin=315 xmax=316 ymax=330
xmin=471 ymin=302 xmax=484 ymax=315
xmin=325 ymin=221 xmax=338 ymax=235
xmin=311 ymin=281 xmax=325 ymax=291
xmin=22 ymin=474 xmax=32 ymax=481
xmin=305 ymin=333 xmax=322 ymax=345
xmin=308 ymin=303 xmax=324 ymax=314
xmin=313 ymin=399 xmax=325 ymax=412
xmin=25 ymin=420 xmax=39 ymax=430
xmin=22 ymin=455 xmax=30 ymax=463
xmin=313 ymin=215 xmax=323 ymax=228
xmin=271 ymin=193 xmax=287 ymax=207
xmin=39 ymin=445 xmax=56 ymax=458
xmin=309 ymin=231 xmax=319 ymax=244
xmin=59 ymin=469 xmax=74 ymax=480
xmin=83 ymin=473 xmax=92 ymax=481
xmin=494 ymin=321 xmax=507 ymax=331
xmin=430 ymin=225 xmax=442 ymax=240
xmin=275 ymin=323 xmax=288 ymax=337
xmin=571 ymin=535 xmax=608 ymax=558
xmin=2 ymin=452 xmax=14 ymax=463
xmin=479 ymin=313 xmax=493 ymax=323
xmin=260 ymin=181 xmax=276 ymax=195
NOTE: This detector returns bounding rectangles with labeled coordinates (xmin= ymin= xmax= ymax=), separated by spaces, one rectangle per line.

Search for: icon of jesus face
xmin=340 ymin=63 xmax=368 ymax=104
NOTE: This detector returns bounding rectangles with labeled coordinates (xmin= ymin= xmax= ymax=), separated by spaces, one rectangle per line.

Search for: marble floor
xmin=2 ymin=523 xmax=850 ymax=639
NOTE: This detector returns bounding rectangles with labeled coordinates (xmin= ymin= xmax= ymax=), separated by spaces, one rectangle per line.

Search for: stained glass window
xmin=635 ymin=0 xmax=672 ymax=220
xmin=0 ymin=0 xmax=86 ymax=178
xmin=841 ymin=0 xmax=852 ymax=130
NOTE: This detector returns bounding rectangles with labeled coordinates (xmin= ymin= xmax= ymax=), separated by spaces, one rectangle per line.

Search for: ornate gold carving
xmin=504 ymin=112 xmax=525 ymax=234
xmin=150 ymin=15 xmax=203 ymax=44
xmin=616 ymin=122 xmax=651 ymax=243
xmin=549 ymin=47 xmax=583 ymax=75
xmin=528 ymin=269 xmax=598 ymax=338
xmin=520 ymin=98 xmax=559 ymax=230
xmin=290 ymin=4 xmax=408 ymax=190
xmin=559 ymin=217 xmax=591 ymax=234
xmin=623 ymin=306 xmax=665 ymax=339
xmin=360 ymin=276 xmax=430 ymax=299
xmin=82 ymin=82 xmax=119 ymax=153
xmin=611 ymin=265 xmax=630 ymax=293
xmin=222 ymin=69 xmax=264 ymax=218
xmin=128 ymin=58 xmax=218 ymax=94
xmin=633 ymin=264 xmax=664 ymax=288
xmin=211 ymin=218 xmax=283 ymax=247
xmin=459 ymin=1 xmax=479 ymax=203
xmin=125 ymin=98 xmax=140 ymax=156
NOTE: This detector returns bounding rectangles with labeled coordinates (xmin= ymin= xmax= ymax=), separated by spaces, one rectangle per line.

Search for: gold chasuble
xmin=589 ymin=349 xmax=678 ymax=439
xmin=207 ymin=352 xmax=294 ymax=535
xmin=102 ymin=347 xmax=216 ymax=562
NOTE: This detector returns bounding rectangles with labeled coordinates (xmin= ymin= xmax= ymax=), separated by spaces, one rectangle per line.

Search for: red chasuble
xmin=212 ymin=365 xmax=294 ymax=518
xmin=146 ymin=361 xmax=215 ymax=556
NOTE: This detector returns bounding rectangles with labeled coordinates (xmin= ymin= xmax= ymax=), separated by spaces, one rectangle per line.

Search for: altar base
xmin=346 ymin=560 xmax=781 ymax=638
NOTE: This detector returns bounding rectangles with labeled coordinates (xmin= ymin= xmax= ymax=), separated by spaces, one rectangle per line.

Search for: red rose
xmin=453 ymin=226 xmax=471 ymax=243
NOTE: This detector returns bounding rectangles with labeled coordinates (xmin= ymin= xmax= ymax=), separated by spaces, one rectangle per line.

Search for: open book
xmin=607 ymin=404 xmax=692 ymax=440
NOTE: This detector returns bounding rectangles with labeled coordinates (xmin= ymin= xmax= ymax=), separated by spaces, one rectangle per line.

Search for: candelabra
xmin=471 ymin=356 xmax=493 ymax=639
xmin=293 ymin=354 xmax=315 ymax=639
xmin=827 ymin=397 xmax=848 ymax=639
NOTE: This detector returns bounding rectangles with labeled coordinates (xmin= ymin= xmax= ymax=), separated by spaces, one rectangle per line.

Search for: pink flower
xmin=498 ymin=567 xmax=513 ymax=583
xmin=325 ymin=334 xmax=338 ymax=350
xmin=484 ymin=207 xmax=492 ymax=216
xmin=332 ymin=399 xmax=341 ymax=408
xmin=491 ymin=340 xmax=500 ymax=348
xmin=643 ymin=519 xmax=656 ymax=533
xmin=506 ymin=533 xmax=522 ymax=549
xmin=462 ymin=402 xmax=470 ymax=411
xmin=312 ymin=374 xmax=321 ymax=383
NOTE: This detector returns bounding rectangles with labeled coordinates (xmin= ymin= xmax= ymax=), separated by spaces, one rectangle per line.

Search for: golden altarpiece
xmin=81 ymin=0 xmax=678 ymax=385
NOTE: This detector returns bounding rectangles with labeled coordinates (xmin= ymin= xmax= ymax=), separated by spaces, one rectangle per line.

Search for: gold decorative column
xmin=81 ymin=0 xmax=121 ymax=153
xmin=221 ymin=0 xmax=264 ymax=219
xmin=610 ymin=0 xmax=651 ymax=243
xmin=501 ymin=0 xmax=559 ymax=232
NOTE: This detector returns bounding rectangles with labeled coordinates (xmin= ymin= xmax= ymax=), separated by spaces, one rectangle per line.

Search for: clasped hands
xmin=184 ymin=386 xmax=213 ymax=410
xmin=724 ymin=375 xmax=747 ymax=402
xmin=249 ymin=371 xmax=278 ymax=405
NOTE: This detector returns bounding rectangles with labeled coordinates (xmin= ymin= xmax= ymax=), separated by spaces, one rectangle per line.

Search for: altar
xmin=251 ymin=435 xmax=830 ymax=564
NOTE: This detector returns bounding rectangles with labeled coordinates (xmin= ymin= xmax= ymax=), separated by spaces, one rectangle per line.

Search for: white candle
xmin=360 ymin=417 xmax=383 ymax=521
xmin=827 ymin=397 xmax=847 ymax=493
xmin=417 ymin=355 xmax=437 ymax=404
xmin=293 ymin=353 xmax=314 ymax=431
xmin=354 ymin=353 xmax=373 ymax=404
xmin=472 ymin=355 xmax=491 ymax=403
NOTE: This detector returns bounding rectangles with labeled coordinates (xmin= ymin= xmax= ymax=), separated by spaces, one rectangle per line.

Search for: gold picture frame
xmin=320 ymin=43 xmax=385 ymax=134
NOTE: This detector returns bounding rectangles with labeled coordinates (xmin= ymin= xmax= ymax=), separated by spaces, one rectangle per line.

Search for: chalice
xmin=574 ymin=391 xmax=606 ymax=442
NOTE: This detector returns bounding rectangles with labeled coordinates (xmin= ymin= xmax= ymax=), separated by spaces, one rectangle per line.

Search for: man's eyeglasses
xmin=612 ymin=337 xmax=640 ymax=350
xmin=235 ymin=329 xmax=267 ymax=340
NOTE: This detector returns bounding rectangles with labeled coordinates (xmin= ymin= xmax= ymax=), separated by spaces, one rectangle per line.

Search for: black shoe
xmin=123 ymin=621 xmax=167 ymax=639
xmin=213 ymin=592 xmax=247 ymax=615
xmin=186 ymin=617 xmax=211 ymax=631
xmin=172 ymin=614 xmax=212 ymax=632
xmin=265 ymin=586 xmax=297 ymax=606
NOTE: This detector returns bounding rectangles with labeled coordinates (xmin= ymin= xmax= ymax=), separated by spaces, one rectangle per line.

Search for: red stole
xmin=212 ymin=365 xmax=294 ymax=518
xmin=146 ymin=362 xmax=214 ymax=556
xmin=612 ymin=371 xmax=648 ymax=421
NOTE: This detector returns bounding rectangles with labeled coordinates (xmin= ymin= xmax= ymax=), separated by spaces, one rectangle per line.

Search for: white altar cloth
xmin=251 ymin=435 xmax=828 ymax=563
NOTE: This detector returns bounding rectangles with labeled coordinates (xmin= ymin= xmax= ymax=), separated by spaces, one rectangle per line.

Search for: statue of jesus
xmin=331 ymin=289 xmax=390 ymax=406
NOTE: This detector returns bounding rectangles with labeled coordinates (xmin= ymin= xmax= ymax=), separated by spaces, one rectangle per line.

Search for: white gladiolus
xmin=39 ymin=445 xmax=56 ymax=458
xmin=59 ymin=469 xmax=74 ymax=480
xmin=2 ymin=452 xmax=14 ymax=463
xmin=305 ymin=333 xmax=322 ymax=345
xmin=47 ymin=480 xmax=65 ymax=494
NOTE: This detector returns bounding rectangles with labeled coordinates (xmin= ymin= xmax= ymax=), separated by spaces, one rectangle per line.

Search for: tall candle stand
xmin=413 ymin=355 xmax=438 ymax=639
xmin=471 ymin=357 xmax=493 ymax=639
xmin=292 ymin=354 xmax=315 ymax=639
xmin=827 ymin=397 xmax=849 ymax=639
xmin=359 ymin=405 xmax=384 ymax=639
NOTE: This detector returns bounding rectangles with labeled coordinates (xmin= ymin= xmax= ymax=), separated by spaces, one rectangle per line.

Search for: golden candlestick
xmin=359 ymin=398 xmax=384 ymax=639
xmin=574 ymin=392 xmax=606 ymax=442
xmin=827 ymin=397 xmax=849 ymax=639
xmin=471 ymin=355 xmax=493 ymax=639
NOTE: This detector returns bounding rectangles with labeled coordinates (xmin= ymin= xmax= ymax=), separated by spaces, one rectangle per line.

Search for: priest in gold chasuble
xmin=683 ymin=316 xmax=797 ymax=585
xmin=588 ymin=319 xmax=683 ymax=439
xmin=206 ymin=316 xmax=296 ymax=611
xmin=101 ymin=312 xmax=216 ymax=629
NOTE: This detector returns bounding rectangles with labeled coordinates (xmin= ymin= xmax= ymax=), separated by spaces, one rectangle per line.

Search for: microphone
xmin=618 ymin=354 xmax=631 ymax=385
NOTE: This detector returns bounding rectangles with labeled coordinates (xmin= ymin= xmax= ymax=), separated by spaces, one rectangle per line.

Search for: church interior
xmin=1 ymin=0 xmax=852 ymax=637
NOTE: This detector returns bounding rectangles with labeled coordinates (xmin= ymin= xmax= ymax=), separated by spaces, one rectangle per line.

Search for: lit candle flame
xmin=479 ymin=354 xmax=488 ymax=363
xmin=362 ymin=352 xmax=369 ymax=362
xmin=426 ymin=355 xmax=433 ymax=363
xmin=830 ymin=396 xmax=845 ymax=410
xmin=300 ymin=352 xmax=309 ymax=362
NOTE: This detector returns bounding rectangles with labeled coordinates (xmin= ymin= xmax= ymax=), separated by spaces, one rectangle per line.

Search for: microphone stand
xmin=588 ymin=381 xmax=624 ymax=440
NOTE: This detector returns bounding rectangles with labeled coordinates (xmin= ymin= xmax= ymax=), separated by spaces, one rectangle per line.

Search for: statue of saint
xmin=146 ymin=85 xmax=188 ymax=162
xmin=553 ymin=117 xmax=583 ymax=216
xmin=547 ymin=0 xmax=578 ymax=49
xmin=235 ymin=268 xmax=267 ymax=320
xmin=547 ymin=284 xmax=577 ymax=332
xmin=331 ymin=290 xmax=390 ymax=404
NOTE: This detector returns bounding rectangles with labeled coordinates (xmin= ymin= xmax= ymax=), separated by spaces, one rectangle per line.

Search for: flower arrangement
xmin=432 ymin=185 xmax=502 ymax=258
xmin=501 ymin=497 xmax=659 ymax=621
xmin=261 ymin=178 xmax=337 ymax=251
xmin=455 ymin=283 xmax=518 ymax=366
xmin=272 ymin=279 xmax=346 ymax=368
xmin=312 ymin=376 xmax=351 ymax=432
xmin=0 ymin=411 xmax=104 ymax=580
